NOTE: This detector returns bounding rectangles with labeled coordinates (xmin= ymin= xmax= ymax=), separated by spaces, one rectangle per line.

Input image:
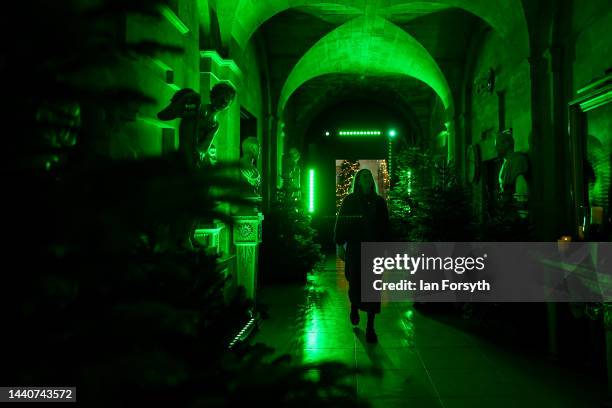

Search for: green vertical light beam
xmin=309 ymin=169 xmax=315 ymax=213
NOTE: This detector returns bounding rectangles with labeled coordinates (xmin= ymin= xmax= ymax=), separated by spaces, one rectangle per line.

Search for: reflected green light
xmin=303 ymin=275 xmax=325 ymax=354
xmin=306 ymin=328 xmax=319 ymax=349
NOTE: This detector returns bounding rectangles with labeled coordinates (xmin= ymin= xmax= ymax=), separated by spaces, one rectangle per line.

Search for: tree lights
xmin=379 ymin=159 xmax=390 ymax=198
xmin=406 ymin=169 xmax=412 ymax=195
xmin=336 ymin=160 xmax=360 ymax=213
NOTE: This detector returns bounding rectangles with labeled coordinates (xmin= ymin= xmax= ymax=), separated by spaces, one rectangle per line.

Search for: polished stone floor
xmin=254 ymin=255 xmax=607 ymax=407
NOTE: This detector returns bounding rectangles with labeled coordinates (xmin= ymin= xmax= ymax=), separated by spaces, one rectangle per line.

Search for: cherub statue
xmin=495 ymin=129 xmax=529 ymax=209
xmin=155 ymin=84 xmax=235 ymax=248
xmin=157 ymin=83 xmax=236 ymax=169
xmin=239 ymin=136 xmax=261 ymax=196
xmin=197 ymin=83 xmax=236 ymax=165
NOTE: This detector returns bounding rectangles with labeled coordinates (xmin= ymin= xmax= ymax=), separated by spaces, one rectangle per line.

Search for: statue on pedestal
xmin=495 ymin=129 xmax=529 ymax=215
xmin=239 ymin=137 xmax=261 ymax=197
xmin=157 ymin=83 xmax=236 ymax=169
xmin=156 ymin=84 xmax=235 ymax=249
xmin=282 ymin=148 xmax=301 ymax=199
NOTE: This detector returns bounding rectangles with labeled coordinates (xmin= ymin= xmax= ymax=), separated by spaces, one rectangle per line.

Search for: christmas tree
xmin=388 ymin=148 xmax=428 ymax=240
xmin=377 ymin=159 xmax=391 ymax=199
xmin=260 ymin=187 xmax=324 ymax=283
xmin=389 ymin=148 xmax=476 ymax=242
xmin=408 ymin=159 xmax=476 ymax=242
xmin=336 ymin=160 xmax=360 ymax=213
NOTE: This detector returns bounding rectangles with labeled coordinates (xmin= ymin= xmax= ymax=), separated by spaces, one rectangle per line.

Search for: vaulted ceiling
xmin=207 ymin=0 xmax=531 ymax=148
xmin=260 ymin=7 xmax=481 ymax=138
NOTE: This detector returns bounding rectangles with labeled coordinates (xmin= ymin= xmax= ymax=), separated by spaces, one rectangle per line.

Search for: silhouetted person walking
xmin=335 ymin=169 xmax=391 ymax=343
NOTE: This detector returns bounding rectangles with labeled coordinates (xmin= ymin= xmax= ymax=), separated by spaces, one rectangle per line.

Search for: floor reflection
xmin=254 ymin=255 xmax=605 ymax=407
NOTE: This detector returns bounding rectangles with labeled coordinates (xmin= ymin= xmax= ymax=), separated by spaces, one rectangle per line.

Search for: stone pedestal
xmin=193 ymin=220 xmax=224 ymax=256
xmin=232 ymin=208 xmax=263 ymax=301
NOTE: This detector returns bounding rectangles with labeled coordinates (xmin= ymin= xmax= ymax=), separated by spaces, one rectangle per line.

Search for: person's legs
xmin=366 ymin=312 xmax=378 ymax=343
xmin=347 ymin=271 xmax=360 ymax=325
xmin=366 ymin=312 xmax=375 ymax=330
xmin=350 ymin=303 xmax=359 ymax=325
xmin=345 ymin=256 xmax=359 ymax=325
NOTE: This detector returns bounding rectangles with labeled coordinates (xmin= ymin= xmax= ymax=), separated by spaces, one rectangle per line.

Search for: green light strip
xmin=160 ymin=6 xmax=190 ymax=35
xmin=308 ymin=169 xmax=315 ymax=213
xmin=228 ymin=318 xmax=256 ymax=350
xmin=388 ymin=140 xmax=393 ymax=178
xmin=338 ymin=130 xmax=382 ymax=136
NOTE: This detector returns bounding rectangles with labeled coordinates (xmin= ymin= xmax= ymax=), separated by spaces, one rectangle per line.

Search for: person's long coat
xmin=334 ymin=192 xmax=391 ymax=314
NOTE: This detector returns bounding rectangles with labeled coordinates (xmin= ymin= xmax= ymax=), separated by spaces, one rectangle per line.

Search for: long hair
xmin=351 ymin=168 xmax=378 ymax=195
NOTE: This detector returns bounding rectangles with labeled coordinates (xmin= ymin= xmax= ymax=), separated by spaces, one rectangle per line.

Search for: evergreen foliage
xmin=480 ymin=196 xmax=535 ymax=241
xmin=389 ymin=148 xmax=476 ymax=242
xmin=2 ymin=1 xmax=367 ymax=406
xmin=336 ymin=160 xmax=360 ymax=213
xmin=260 ymin=188 xmax=324 ymax=283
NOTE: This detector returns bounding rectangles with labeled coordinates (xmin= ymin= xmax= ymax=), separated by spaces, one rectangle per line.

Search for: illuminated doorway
xmin=335 ymin=159 xmax=390 ymax=213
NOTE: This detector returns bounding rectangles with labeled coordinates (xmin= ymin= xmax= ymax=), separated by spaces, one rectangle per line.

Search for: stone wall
xmin=113 ymin=1 xmax=200 ymax=158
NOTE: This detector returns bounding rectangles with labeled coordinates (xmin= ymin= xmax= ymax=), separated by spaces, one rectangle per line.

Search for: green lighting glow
xmin=302 ymin=275 xmax=327 ymax=353
xmin=338 ymin=130 xmax=381 ymax=136
xmin=224 ymin=0 xmax=529 ymax=59
xmin=406 ymin=169 xmax=412 ymax=195
xmin=389 ymin=129 xmax=397 ymax=138
xmin=278 ymin=16 xmax=455 ymax=117
xmin=308 ymin=169 xmax=315 ymax=213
